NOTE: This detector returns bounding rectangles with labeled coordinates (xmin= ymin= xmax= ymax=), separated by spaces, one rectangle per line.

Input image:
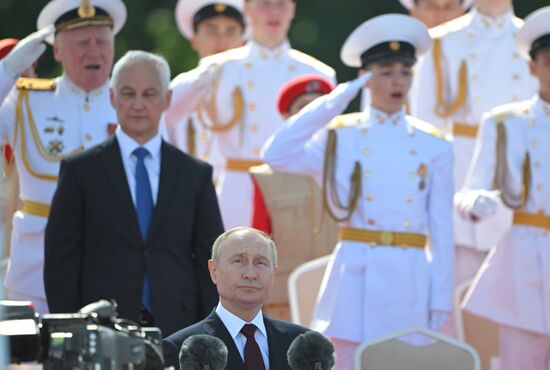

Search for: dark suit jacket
xmin=162 ymin=310 xmax=309 ymax=370
xmin=44 ymin=136 xmax=224 ymax=337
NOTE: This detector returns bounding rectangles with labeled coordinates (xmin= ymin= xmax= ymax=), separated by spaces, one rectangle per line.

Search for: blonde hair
xmin=211 ymin=227 xmax=278 ymax=266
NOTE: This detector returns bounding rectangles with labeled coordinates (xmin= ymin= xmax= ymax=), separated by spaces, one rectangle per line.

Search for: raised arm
xmin=262 ymin=73 xmax=371 ymax=177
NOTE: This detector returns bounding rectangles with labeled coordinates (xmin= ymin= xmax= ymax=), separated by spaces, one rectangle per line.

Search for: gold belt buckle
xmin=379 ymin=231 xmax=394 ymax=245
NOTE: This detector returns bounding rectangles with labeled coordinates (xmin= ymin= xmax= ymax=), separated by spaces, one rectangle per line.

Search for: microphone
xmin=178 ymin=334 xmax=228 ymax=370
xmin=287 ymin=331 xmax=336 ymax=370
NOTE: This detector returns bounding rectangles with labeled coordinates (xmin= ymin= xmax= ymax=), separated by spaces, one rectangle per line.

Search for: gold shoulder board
xmin=16 ymin=78 xmax=56 ymax=91
xmin=327 ymin=112 xmax=364 ymax=130
xmin=489 ymin=101 xmax=530 ymax=123
xmin=413 ymin=120 xmax=449 ymax=141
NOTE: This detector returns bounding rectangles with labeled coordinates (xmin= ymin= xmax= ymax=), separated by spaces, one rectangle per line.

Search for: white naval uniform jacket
xmin=461 ymin=96 xmax=550 ymax=335
xmin=263 ymin=105 xmax=454 ymax=343
xmin=199 ymin=40 xmax=335 ymax=229
xmin=0 ymin=68 xmax=116 ymax=303
xmin=411 ymin=9 xmax=538 ymax=251
xmin=164 ymin=60 xmax=224 ymax=182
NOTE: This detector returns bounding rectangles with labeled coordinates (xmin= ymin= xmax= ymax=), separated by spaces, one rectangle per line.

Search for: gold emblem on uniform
xmin=47 ymin=140 xmax=65 ymax=155
xmin=417 ymin=163 xmax=427 ymax=191
xmin=389 ymin=41 xmax=401 ymax=51
xmin=78 ymin=0 xmax=96 ymax=18
xmin=214 ymin=4 xmax=227 ymax=12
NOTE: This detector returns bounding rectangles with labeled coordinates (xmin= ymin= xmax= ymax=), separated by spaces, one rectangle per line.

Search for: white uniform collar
xmin=59 ymin=73 xmax=109 ymax=100
xmin=216 ymin=302 xmax=268 ymax=340
xmin=367 ymin=105 xmax=405 ymax=126
xmin=533 ymin=95 xmax=550 ymax=117
xmin=469 ymin=7 xmax=515 ymax=32
xmin=248 ymin=39 xmax=290 ymax=60
xmin=115 ymin=126 xmax=162 ymax=162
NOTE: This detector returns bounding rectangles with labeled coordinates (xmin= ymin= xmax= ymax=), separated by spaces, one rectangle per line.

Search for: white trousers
xmin=499 ymin=325 xmax=550 ymax=370
xmin=332 ymin=338 xmax=359 ymax=370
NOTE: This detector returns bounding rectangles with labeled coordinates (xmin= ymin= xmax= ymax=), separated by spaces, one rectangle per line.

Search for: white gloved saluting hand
xmin=324 ymin=71 xmax=372 ymax=115
xmin=2 ymin=25 xmax=54 ymax=78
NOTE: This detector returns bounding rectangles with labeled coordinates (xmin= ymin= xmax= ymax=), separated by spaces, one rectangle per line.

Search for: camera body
xmin=0 ymin=300 xmax=164 ymax=370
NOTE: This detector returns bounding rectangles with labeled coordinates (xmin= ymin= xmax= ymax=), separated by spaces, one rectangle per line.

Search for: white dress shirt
xmin=115 ymin=127 xmax=162 ymax=206
xmin=216 ymin=302 xmax=270 ymax=369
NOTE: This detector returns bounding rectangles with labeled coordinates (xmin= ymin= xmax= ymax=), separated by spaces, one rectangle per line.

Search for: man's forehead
xmin=222 ymin=234 xmax=272 ymax=257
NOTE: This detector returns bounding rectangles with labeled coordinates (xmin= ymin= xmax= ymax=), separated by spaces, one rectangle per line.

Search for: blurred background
xmin=0 ymin=0 xmax=547 ymax=84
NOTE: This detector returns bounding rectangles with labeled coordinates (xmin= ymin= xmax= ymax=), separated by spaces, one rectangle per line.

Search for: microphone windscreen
xmin=287 ymin=331 xmax=336 ymax=370
xmin=179 ymin=334 xmax=228 ymax=370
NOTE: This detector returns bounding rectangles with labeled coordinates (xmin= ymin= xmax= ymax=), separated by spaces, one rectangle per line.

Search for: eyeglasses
xmin=251 ymin=0 xmax=294 ymax=10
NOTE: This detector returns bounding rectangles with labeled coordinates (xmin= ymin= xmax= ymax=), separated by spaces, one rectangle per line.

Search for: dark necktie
xmin=133 ymin=147 xmax=153 ymax=314
xmin=240 ymin=324 xmax=266 ymax=370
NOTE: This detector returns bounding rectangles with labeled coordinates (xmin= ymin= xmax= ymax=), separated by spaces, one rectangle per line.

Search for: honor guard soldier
xmin=399 ymin=0 xmax=473 ymax=28
xmin=250 ymin=74 xmax=339 ymax=320
xmin=263 ymin=14 xmax=454 ymax=369
xmin=0 ymin=0 xmax=126 ymax=313
xmin=195 ymin=0 xmax=335 ymax=229
xmin=164 ymin=0 xmax=246 ymax=180
xmin=410 ymin=0 xmax=539 ymax=291
xmin=457 ymin=7 xmax=550 ymax=370
xmin=358 ymin=0 xmax=472 ymax=111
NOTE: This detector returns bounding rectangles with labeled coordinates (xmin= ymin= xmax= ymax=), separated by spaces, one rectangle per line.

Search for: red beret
xmin=0 ymin=38 xmax=18 ymax=60
xmin=277 ymin=74 xmax=334 ymax=115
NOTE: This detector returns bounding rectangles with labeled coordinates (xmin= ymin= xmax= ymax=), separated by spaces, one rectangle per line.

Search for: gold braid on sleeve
xmin=322 ymin=129 xmax=362 ymax=222
xmin=433 ymin=38 xmax=468 ymax=118
xmin=195 ymin=66 xmax=244 ymax=133
xmin=493 ymin=121 xmax=531 ymax=209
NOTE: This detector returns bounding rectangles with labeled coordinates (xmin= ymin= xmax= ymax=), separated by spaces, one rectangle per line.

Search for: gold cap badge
xmin=389 ymin=41 xmax=401 ymax=51
xmin=78 ymin=0 xmax=96 ymax=18
xmin=214 ymin=4 xmax=227 ymax=13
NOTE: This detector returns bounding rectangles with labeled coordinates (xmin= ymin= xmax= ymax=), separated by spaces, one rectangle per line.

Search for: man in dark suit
xmin=44 ymin=50 xmax=223 ymax=337
xmin=163 ymin=227 xmax=309 ymax=370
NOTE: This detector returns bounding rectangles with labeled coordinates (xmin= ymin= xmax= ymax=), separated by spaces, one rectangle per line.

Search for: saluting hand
xmin=325 ymin=71 xmax=372 ymax=113
xmin=2 ymin=25 xmax=54 ymax=78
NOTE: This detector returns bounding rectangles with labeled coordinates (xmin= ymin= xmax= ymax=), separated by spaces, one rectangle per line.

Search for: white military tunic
xmin=164 ymin=60 xmax=224 ymax=181
xmin=0 ymin=67 xmax=116 ymax=310
xmin=199 ymin=40 xmax=335 ymax=229
xmin=263 ymin=103 xmax=454 ymax=343
xmin=411 ymin=9 xmax=538 ymax=251
xmin=461 ymin=96 xmax=550 ymax=335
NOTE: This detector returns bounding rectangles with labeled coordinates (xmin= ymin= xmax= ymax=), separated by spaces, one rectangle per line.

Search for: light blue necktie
xmin=133 ymin=147 xmax=153 ymax=313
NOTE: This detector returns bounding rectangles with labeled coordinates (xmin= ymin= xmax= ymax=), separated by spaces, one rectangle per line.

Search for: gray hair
xmin=211 ymin=227 xmax=278 ymax=267
xmin=110 ymin=50 xmax=171 ymax=94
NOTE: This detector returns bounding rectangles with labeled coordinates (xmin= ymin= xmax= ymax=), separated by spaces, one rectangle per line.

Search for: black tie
xmin=240 ymin=324 xmax=266 ymax=370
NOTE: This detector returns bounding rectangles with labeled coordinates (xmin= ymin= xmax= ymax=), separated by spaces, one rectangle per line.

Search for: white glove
xmin=2 ymin=25 xmax=54 ymax=78
xmin=325 ymin=72 xmax=372 ymax=114
xmin=470 ymin=190 xmax=499 ymax=220
xmin=429 ymin=310 xmax=450 ymax=331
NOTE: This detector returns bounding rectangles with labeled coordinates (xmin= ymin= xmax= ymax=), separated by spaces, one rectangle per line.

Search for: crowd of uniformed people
xmin=1 ymin=0 xmax=549 ymax=369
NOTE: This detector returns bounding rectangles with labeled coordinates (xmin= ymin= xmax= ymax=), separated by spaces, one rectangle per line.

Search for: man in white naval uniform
xmin=410 ymin=0 xmax=539 ymax=288
xmin=0 ymin=0 xmax=126 ymax=313
xmin=195 ymin=0 xmax=335 ymax=229
xmin=457 ymin=7 xmax=550 ymax=369
xmin=263 ymin=14 xmax=454 ymax=370
xmin=164 ymin=0 xmax=246 ymax=178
